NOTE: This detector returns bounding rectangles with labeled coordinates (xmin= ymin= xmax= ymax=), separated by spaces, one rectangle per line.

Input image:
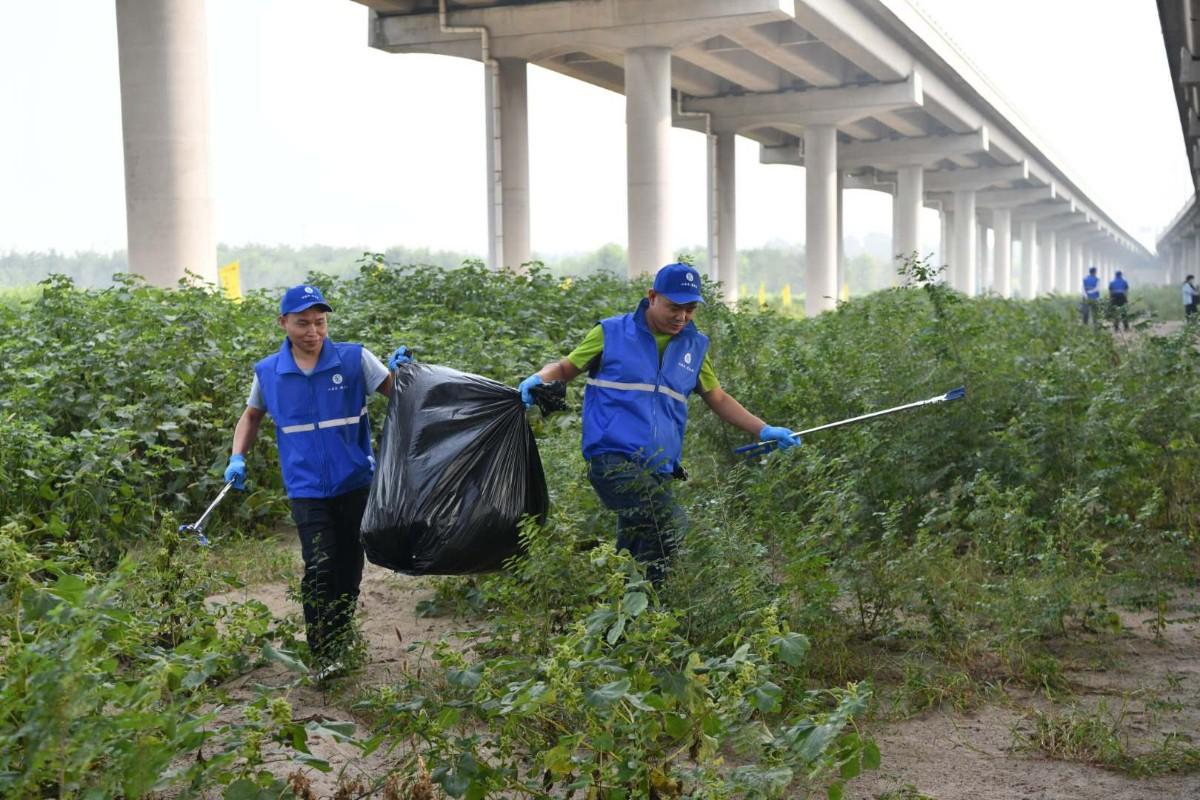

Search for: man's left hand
xmin=760 ymin=425 xmax=799 ymax=449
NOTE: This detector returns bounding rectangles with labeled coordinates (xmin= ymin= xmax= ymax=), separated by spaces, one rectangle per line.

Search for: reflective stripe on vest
xmin=255 ymin=339 xmax=375 ymax=499
xmin=580 ymin=298 xmax=708 ymax=473
xmin=279 ymin=406 xmax=367 ymax=434
xmin=585 ymin=377 xmax=688 ymax=405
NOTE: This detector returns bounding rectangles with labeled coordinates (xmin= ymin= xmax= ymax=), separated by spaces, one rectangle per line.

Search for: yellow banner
xmin=781 ymin=283 xmax=792 ymax=308
xmin=218 ymin=260 xmax=242 ymax=301
xmin=757 ymin=282 xmax=767 ymax=308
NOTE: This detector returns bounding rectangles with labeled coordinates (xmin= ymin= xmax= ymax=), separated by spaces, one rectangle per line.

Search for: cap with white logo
xmin=280 ymin=284 xmax=333 ymax=315
xmin=652 ymin=262 xmax=705 ymax=305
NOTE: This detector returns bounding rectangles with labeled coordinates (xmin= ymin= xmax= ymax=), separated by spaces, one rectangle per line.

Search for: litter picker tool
xmin=734 ymin=386 xmax=966 ymax=458
xmin=178 ymin=478 xmax=236 ymax=546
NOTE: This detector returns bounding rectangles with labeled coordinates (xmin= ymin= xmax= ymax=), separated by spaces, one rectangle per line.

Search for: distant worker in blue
xmin=517 ymin=262 xmax=798 ymax=584
xmin=222 ymin=284 xmax=413 ymax=679
xmin=1108 ymin=270 xmax=1131 ymax=332
xmin=1080 ymin=266 xmax=1100 ymax=326
xmin=1183 ymin=274 xmax=1198 ymax=321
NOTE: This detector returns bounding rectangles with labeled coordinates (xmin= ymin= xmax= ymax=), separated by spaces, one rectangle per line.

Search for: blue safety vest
xmin=1109 ymin=277 xmax=1129 ymax=294
xmin=581 ymin=299 xmax=709 ymax=474
xmin=1083 ymin=274 xmax=1099 ymax=300
xmin=255 ymin=338 xmax=374 ymax=499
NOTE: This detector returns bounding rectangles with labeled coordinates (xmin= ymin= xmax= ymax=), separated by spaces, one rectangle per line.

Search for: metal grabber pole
xmin=733 ymin=386 xmax=966 ymax=458
xmin=178 ymin=478 xmax=236 ymax=546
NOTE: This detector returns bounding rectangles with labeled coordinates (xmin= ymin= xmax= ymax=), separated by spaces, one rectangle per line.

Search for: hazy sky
xmin=0 ymin=0 xmax=1189 ymax=257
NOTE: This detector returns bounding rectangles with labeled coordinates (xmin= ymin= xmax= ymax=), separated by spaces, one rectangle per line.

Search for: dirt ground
xmin=205 ymin=546 xmax=465 ymax=797
xmin=206 ymin=535 xmax=1200 ymax=800
xmin=850 ymin=596 xmax=1200 ymax=799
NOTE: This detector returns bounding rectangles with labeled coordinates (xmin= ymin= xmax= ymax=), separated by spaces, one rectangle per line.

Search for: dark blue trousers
xmin=587 ymin=454 xmax=685 ymax=584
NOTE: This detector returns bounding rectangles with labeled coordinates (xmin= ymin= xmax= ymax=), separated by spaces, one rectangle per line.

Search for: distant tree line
xmin=0 ymin=238 xmax=907 ymax=296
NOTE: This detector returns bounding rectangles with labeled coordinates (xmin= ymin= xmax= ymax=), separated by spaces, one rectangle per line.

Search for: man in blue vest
xmin=222 ymin=284 xmax=411 ymax=678
xmin=517 ymin=263 xmax=797 ymax=583
xmin=1108 ymin=270 xmax=1130 ymax=332
xmin=1081 ymin=266 xmax=1100 ymax=326
xmin=1183 ymin=274 xmax=1198 ymax=320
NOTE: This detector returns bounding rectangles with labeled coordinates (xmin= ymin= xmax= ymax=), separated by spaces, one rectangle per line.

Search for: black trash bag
xmin=361 ymin=362 xmax=549 ymax=575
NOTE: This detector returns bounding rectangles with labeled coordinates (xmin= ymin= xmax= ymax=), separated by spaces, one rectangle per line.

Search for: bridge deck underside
xmin=354 ymin=0 xmax=1144 ymax=255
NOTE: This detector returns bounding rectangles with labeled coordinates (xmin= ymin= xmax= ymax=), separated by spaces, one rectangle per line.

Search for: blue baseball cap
xmin=652 ymin=262 xmax=705 ymax=304
xmin=280 ymin=284 xmax=332 ymax=315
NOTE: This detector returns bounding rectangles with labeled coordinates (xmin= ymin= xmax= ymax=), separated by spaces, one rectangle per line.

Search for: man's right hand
xmin=224 ymin=454 xmax=247 ymax=490
xmin=518 ymin=374 xmax=543 ymax=408
xmin=388 ymin=345 xmax=414 ymax=371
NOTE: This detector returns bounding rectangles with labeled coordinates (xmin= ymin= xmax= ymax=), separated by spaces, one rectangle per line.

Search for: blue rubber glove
xmin=759 ymin=425 xmax=799 ymax=450
xmin=518 ymin=374 xmax=543 ymax=408
xmin=224 ymin=453 xmax=247 ymax=490
xmin=388 ymin=346 xmax=414 ymax=371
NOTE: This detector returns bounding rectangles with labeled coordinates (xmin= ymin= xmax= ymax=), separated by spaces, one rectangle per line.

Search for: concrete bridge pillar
xmin=1080 ymin=242 xmax=1089 ymax=298
xmin=1039 ymin=229 xmax=1057 ymax=295
xmin=115 ymin=0 xmax=215 ymax=286
xmin=951 ymin=190 xmax=977 ymax=295
xmin=993 ymin=208 xmax=1013 ymax=299
xmin=940 ymin=210 xmax=954 ymax=282
xmin=837 ymin=170 xmax=846 ymax=295
xmin=978 ymin=222 xmax=990 ymax=295
xmin=711 ymin=131 xmax=737 ymax=303
xmin=486 ymin=58 xmax=531 ymax=271
xmin=1018 ymin=219 xmax=1038 ymax=298
xmin=894 ymin=165 xmax=923 ymax=278
xmin=625 ymin=46 xmax=673 ymax=277
xmin=1054 ymin=235 xmax=1071 ymax=293
xmin=805 ymin=124 xmax=839 ymax=315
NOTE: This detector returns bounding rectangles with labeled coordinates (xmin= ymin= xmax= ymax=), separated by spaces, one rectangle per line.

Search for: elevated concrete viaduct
xmin=1157 ymin=1 xmax=1200 ymax=284
xmin=354 ymin=0 xmax=1148 ymax=313
xmin=114 ymin=0 xmax=1151 ymax=297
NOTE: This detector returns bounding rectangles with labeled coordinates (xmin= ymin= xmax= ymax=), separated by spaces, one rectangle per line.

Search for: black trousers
xmin=289 ymin=487 xmax=369 ymax=662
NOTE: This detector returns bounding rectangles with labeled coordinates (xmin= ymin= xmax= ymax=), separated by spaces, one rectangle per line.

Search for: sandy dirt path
xmin=207 ymin=536 xmax=1200 ymax=799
